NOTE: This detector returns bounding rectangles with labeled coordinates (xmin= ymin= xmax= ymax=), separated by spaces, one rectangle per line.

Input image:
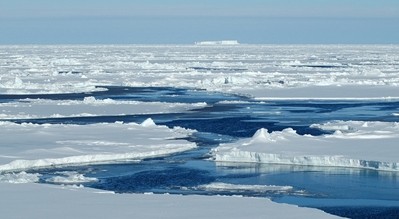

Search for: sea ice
xmin=1 ymin=45 xmax=398 ymax=99
xmin=0 ymin=44 xmax=397 ymax=218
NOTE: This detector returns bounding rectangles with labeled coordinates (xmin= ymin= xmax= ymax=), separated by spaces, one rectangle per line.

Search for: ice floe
xmin=45 ymin=171 xmax=98 ymax=184
xmin=0 ymin=183 xmax=342 ymax=218
xmin=245 ymin=85 xmax=399 ymax=100
xmin=197 ymin=182 xmax=293 ymax=193
xmin=0 ymin=171 xmax=41 ymax=183
xmin=0 ymin=98 xmax=207 ymax=119
xmin=0 ymin=121 xmax=196 ymax=172
xmin=212 ymin=121 xmax=399 ymax=171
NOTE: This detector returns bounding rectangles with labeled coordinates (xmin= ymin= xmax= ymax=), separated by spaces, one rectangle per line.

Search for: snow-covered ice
xmin=0 ymin=182 xmax=341 ymax=219
xmin=212 ymin=121 xmax=399 ymax=171
xmin=0 ymin=120 xmax=196 ymax=172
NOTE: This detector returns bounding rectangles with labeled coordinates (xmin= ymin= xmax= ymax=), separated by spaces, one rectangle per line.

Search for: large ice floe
xmin=0 ymin=183 xmax=341 ymax=219
xmin=0 ymin=119 xmax=196 ymax=172
xmin=212 ymin=121 xmax=399 ymax=171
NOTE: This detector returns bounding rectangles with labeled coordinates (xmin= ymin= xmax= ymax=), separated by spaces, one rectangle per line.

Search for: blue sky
xmin=0 ymin=0 xmax=398 ymax=44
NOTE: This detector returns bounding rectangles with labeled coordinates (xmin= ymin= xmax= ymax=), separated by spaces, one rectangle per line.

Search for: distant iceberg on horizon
xmin=195 ymin=40 xmax=239 ymax=45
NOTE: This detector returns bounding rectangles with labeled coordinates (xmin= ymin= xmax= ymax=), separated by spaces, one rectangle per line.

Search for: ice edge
xmin=215 ymin=151 xmax=399 ymax=172
xmin=0 ymin=144 xmax=197 ymax=173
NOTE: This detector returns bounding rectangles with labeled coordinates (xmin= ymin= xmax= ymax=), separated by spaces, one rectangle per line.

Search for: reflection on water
xmin=216 ymin=162 xmax=399 ymax=218
xmin=216 ymin=162 xmax=399 ymax=201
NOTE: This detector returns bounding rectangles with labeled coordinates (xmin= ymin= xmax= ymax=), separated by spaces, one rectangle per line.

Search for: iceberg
xmin=195 ymin=40 xmax=239 ymax=45
xmin=141 ymin=118 xmax=156 ymax=127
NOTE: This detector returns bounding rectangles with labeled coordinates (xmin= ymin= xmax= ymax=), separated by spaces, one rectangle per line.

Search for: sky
xmin=0 ymin=0 xmax=398 ymax=44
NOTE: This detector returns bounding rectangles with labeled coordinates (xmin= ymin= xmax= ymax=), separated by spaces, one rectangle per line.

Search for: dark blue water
xmin=3 ymin=86 xmax=399 ymax=219
xmin=0 ymin=86 xmax=245 ymax=104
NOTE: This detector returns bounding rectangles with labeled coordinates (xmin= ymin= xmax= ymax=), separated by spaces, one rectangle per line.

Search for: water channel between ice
xmin=4 ymin=87 xmax=399 ymax=219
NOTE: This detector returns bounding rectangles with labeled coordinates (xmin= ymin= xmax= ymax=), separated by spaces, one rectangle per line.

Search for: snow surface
xmin=0 ymin=120 xmax=196 ymax=172
xmin=212 ymin=121 xmax=399 ymax=171
xmin=0 ymin=183 xmax=341 ymax=219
